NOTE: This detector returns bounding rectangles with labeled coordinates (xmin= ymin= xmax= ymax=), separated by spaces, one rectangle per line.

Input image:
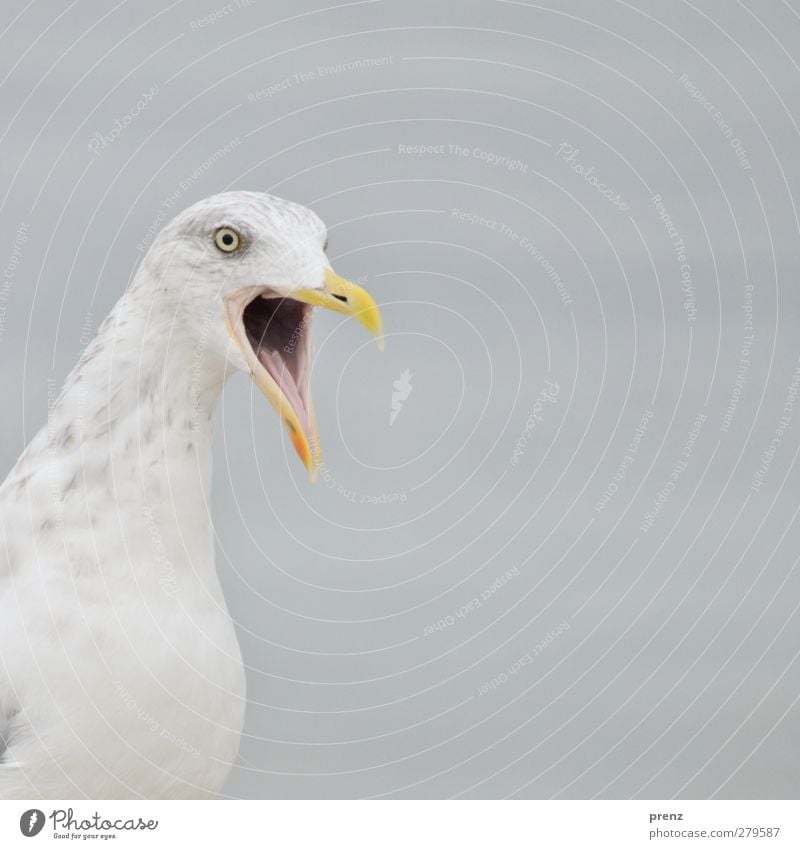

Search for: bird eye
xmin=214 ymin=227 xmax=242 ymax=253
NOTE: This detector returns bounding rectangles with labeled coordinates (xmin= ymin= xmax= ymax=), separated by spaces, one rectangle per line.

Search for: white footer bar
xmin=1 ymin=799 xmax=797 ymax=848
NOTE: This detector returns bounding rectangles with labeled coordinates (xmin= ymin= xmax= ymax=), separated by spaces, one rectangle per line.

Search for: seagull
xmin=0 ymin=191 xmax=383 ymax=799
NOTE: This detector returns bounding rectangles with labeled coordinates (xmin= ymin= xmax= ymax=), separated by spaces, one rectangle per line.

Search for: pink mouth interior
xmin=242 ymin=294 xmax=312 ymax=433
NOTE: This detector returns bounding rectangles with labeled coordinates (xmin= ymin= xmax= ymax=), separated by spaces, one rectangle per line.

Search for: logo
xmin=390 ymin=369 xmax=413 ymax=425
xmin=19 ymin=809 xmax=45 ymax=837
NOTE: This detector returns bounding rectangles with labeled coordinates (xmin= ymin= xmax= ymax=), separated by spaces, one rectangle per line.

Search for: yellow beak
xmin=224 ymin=268 xmax=384 ymax=481
xmin=291 ymin=269 xmax=385 ymax=352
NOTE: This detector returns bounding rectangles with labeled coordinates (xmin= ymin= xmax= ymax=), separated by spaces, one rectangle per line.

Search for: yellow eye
xmin=214 ymin=227 xmax=241 ymax=253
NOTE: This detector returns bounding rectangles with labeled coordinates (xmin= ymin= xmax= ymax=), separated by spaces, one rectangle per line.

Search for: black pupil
xmin=222 ymin=232 xmax=234 ymax=245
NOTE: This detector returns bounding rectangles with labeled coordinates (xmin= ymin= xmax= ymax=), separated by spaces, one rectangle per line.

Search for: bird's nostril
xmin=332 ymin=294 xmax=348 ymax=302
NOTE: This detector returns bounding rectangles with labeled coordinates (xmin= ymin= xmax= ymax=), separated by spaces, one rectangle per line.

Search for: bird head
xmin=145 ymin=191 xmax=384 ymax=480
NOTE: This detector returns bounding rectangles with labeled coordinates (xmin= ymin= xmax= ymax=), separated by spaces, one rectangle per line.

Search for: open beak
xmin=224 ymin=268 xmax=384 ymax=481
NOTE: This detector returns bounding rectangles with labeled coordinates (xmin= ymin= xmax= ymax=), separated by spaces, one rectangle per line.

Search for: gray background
xmin=1 ymin=0 xmax=799 ymax=798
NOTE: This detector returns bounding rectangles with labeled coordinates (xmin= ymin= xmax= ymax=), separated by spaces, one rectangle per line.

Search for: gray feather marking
xmin=0 ymin=708 xmax=18 ymax=765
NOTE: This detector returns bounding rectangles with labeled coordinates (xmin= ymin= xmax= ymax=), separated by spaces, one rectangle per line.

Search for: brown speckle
xmin=62 ymin=472 xmax=78 ymax=497
xmin=59 ymin=427 xmax=76 ymax=449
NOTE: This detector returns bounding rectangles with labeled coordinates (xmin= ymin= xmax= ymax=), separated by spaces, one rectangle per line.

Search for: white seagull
xmin=0 ymin=191 xmax=383 ymax=799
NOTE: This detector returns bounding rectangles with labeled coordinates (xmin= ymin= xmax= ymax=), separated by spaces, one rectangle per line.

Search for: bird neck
xmin=17 ymin=279 xmax=232 ymax=573
xmin=58 ymin=282 xmax=229 ymax=450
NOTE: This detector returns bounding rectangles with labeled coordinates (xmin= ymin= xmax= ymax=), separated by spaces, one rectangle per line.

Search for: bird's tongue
xmin=256 ymin=347 xmax=311 ymax=437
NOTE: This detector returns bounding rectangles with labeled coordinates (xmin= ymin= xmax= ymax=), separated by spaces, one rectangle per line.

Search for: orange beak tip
xmin=289 ymin=427 xmax=321 ymax=483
